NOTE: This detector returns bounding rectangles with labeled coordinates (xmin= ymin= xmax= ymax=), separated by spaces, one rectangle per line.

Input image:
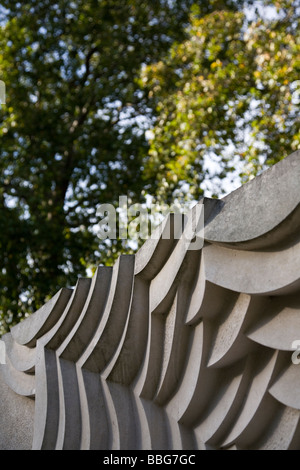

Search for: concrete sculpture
xmin=0 ymin=151 xmax=300 ymax=450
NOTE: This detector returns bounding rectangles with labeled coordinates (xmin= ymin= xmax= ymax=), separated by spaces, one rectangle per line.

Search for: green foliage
xmin=0 ymin=0 xmax=201 ymax=333
xmin=142 ymin=0 xmax=300 ymax=200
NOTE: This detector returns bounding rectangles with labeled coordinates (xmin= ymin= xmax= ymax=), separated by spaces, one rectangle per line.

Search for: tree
xmin=0 ymin=0 xmax=247 ymax=334
xmin=141 ymin=0 xmax=300 ymax=201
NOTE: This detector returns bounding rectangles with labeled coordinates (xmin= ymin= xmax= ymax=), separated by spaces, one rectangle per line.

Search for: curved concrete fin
xmin=11 ymin=288 xmax=73 ymax=347
xmin=0 ymin=356 xmax=35 ymax=397
xmin=269 ymin=363 xmax=300 ymax=410
xmin=1 ymin=152 xmax=300 ymax=450
xmin=205 ymin=150 xmax=300 ymax=249
xmin=246 ymin=296 xmax=300 ymax=351
xmin=2 ymin=333 xmax=36 ymax=373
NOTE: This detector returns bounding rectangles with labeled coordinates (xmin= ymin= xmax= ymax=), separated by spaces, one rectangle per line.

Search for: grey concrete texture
xmin=0 ymin=150 xmax=300 ymax=450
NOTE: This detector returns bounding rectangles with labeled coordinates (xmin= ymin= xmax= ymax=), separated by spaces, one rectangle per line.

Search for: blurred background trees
xmin=0 ymin=0 xmax=299 ymax=333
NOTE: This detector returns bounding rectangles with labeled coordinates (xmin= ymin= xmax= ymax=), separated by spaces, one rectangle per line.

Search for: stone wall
xmin=0 ymin=151 xmax=300 ymax=450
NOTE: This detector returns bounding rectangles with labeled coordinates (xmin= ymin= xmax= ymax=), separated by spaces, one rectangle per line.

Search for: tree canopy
xmin=0 ymin=0 xmax=299 ymax=334
xmin=141 ymin=0 xmax=300 ymax=200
